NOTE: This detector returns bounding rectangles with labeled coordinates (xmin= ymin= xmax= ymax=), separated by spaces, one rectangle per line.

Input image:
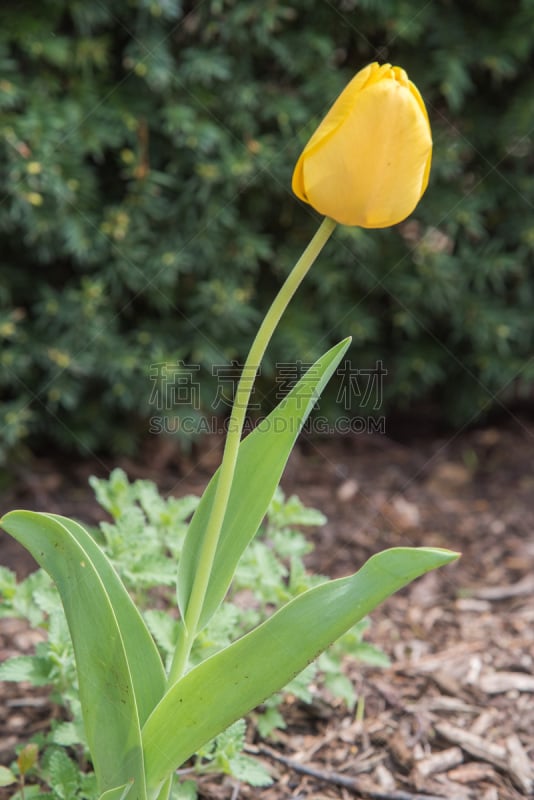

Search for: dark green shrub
xmin=1 ymin=0 xmax=534 ymax=460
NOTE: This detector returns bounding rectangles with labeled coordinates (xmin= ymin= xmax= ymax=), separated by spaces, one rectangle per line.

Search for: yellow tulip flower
xmin=292 ymin=62 xmax=432 ymax=228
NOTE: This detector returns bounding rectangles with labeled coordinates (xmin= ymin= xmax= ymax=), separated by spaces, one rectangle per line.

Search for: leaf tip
xmin=436 ymin=547 xmax=461 ymax=561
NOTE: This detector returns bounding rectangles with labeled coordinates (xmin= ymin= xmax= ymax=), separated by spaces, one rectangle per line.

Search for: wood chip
xmin=431 ymin=670 xmax=463 ymax=697
xmin=454 ymin=597 xmax=491 ymax=613
xmin=387 ymin=496 xmax=421 ymax=529
xmin=415 ymin=746 xmax=463 ymax=778
xmin=389 ymin=735 xmax=413 ymax=772
xmin=479 ymin=671 xmax=534 ymax=694
xmin=506 ymin=734 xmax=534 ymax=795
xmin=435 ymin=721 xmax=533 ymax=796
xmin=6 ymin=696 xmax=50 ymax=708
xmin=0 ymin=735 xmax=18 ymax=756
xmin=464 ymin=655 xmax=483 ymax=685
xmin=479 ymin=788 xmax=498 ymax=800
xmin=426 ymin=776 xmax=471 ymax=800
xmin=469 ymin=710 xmax=497 ymax=737
xmin=448 ymin=762 xmax=498 ymax=784
xmin=392 ymin=641 xmax=484 ymax=673
xmin=434 ymin=721 xmax=507 ymax=767
xmin=375 ymin=763 xmax=396 ymax=791
xmin=408 ymin=695 xmax=479 ymax=714
xmin=471 ymin=574 xmax=534 ymax=600
xmin=336 ymin=478 xmax=359 ymax=502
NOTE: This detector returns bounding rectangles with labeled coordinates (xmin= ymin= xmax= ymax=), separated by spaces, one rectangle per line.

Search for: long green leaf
xmin=0 ymin=511 xmax=156 ymax=799
xmin=144 ymin=546 xmax=459 ymax=792
xmin=44 ymin=513 xmax=166 ymax=723
xmin=177 ymin=337 xmax=351 ymax=630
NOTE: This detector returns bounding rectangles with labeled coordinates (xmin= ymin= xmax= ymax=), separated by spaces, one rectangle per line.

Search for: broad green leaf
xmin=47 ymin=748 xmax=79 ymax=799
xmin=177 ymin=337 xmax=351 ymax=631
xmin=0 ymin=512 xmax=151 ymax=799
xmin=144 ymin=547 xmax=458 ymax=792
xmin=44 ymin=513 xmax=166 ymax=723
xmin=0 ymin=766 xmax=16 ymax=787
xmin=18 ymin=743 xmax=39 ymax=775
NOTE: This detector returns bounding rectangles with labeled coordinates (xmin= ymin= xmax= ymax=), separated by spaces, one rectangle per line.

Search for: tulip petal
xmin=292 ymin=63 xmax=378 ymax=204
xmin=292 ymin=62 xmax=432 ymax=228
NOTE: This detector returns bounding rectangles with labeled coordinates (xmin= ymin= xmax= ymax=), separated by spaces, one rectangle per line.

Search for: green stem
xmin=169 ymin=216 xmax=336 ymax=684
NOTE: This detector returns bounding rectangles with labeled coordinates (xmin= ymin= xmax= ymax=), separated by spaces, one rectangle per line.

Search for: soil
xmin=1 ymin=418 xmax=533 ymax=800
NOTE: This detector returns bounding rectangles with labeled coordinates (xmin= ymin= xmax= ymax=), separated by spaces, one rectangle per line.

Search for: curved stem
xmin=169 ymin=216 xmax=336 ymax=683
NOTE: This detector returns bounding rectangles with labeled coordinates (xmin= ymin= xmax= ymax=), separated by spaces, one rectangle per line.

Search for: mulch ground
xmin=1 ymin=417 xmax=533 ymax=799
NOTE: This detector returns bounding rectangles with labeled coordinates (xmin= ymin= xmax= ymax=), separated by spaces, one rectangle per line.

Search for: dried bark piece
xmin=479 ymin=671 xmax=534 ymax=694
xmin=423 ymin=776 xmax=472 ymax=800
xmin=392 ymin=641 xmax=484 ymax=674
xmin=336 ymin=478 xmax=360 ymax=502
xmin=505 ymin=734 xmax=534 ymax=795
xmin=435 ymin=721 xmax=533 ymax=795
xmin=469 ymin=710 xmax=497 ymax=737
xmin=464 ymin=655 xmax=483 ymax=685
xmin=415 ymin=746 xmax=464 ymax=778
xmin=448 ymin=762 xmax=498 ymax=784
xmin=375 ymin=762 xmax=396 ymax=791
xmin=389 ymin=734 xmax=414 ymax=772
xmin=411 ymin=694 xmax=479 ymax=714
xmin=434 ymin=721 xmax=507 ymax=766
xmin=471 ymin=574 xmax=534 ymax=600
xmin=479 ymin=788 xmax=499 ymax=800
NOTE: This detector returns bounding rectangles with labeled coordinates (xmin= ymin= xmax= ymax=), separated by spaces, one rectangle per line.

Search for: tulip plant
xmin=1 ymin=63 xmax=457 ymax=800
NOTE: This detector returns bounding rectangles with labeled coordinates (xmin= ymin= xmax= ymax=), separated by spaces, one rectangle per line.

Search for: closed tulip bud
xmin=292 ymin=62 xmax=432 ymax=228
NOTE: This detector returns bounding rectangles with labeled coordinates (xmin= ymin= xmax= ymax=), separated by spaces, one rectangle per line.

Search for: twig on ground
xmin=251 ymin=744 xmax=449 ymax=800
xmin=230 ymin=781 xmax=241 ymax=800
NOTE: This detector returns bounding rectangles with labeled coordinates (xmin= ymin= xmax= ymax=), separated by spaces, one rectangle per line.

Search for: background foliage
xmin=1 ymin=0 xmax=534 ymax=459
